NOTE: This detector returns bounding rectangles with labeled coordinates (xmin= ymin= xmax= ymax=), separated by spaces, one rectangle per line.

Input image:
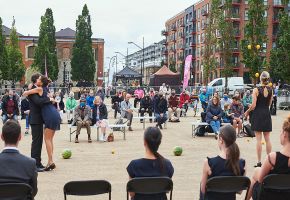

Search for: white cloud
xmin=0 ymin=0 xmax=196 ymax=71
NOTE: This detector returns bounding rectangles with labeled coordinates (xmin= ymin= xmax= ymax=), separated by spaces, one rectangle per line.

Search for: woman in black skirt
xmin=245 ymin=71 xmax=273 ymax=167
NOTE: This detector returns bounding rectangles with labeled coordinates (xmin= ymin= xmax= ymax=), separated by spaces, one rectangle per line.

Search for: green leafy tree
xmin=218 ymin=0 xmax=235 ymax=90
xmin=0 ymin=17 xmax=9 ymax=80
xmin=6 ymin=18 xmax=25 ymax=84
xmin=203 ymin=0 xmax=220 ymax=85
xmin=270 ymin=0 xmax=290 ymax=83
xmin=169 ymin=58 xmax=176 ymax=73
xmin=241 ymin=0 xmax=267 ymax=81
xmin=33 ymin=8 xmax=58 ymax=80
xmin=71 ymin=4 xmax=96 ymax=82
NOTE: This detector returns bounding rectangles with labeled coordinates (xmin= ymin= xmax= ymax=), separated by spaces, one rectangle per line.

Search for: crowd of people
xmin=0 ymin=71 xmax=289 ymax=200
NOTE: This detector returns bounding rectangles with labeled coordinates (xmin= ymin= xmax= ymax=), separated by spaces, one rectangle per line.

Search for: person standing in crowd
xmin=23 ymin=76 xmax=61 ymax=171
xmin=54 ymin=92 xmax=64 ymax=123
xmin=189 ymin=90 xmax=199 ymax=117
xmin=159 ymin=83 xmax=167 ymax=94
xmin=73 ymin=97 xmax=92 ymax=143
xmin=242 ymin=90 xmax=252 ymax=112
xmin=168 ymin=90 xmax=180 ymax=122
xmin=199 ymin=88 xmax=209 ymax=112
xmin=165 ymin=84 xmax=171 ymax=100
xmin=155 ymin=92 xmax=168 ymax=129
xmin=133 ymin=86 xmax=144 ymax=108
xmin=66 ymin=92 xmax=77 ymax=124
xmin=139 ymin=93 xmax=153 ymax=123
xmin=86 ymin=90 xmax=95 ymax=109
xmin=220 ymin=92 xmax=232 ymax=110
xmin=96 ymin=87 xmax=105 ymax=101
xmin=0 ymin=121 xmax=38 ymax=198
xmin=179 ymin=90 xmax=190 ymax=117
xmin=21 ymin=95 xmax=30 ymax=135
xmin=200 ymin=125 xmax=246 ymax=200
xmin=246 ymin=115 xmax=290 ymax=200
xmin=121 ymin=94 xmax=134 ymax=131
xmin=111 ymin=91 xmax=122 ymax=119
xmin=230 ymin=96 xmax=244 ymax=136
xmin=127 ymin=127 xmax=174 ymax=200
xmin=1 ymin=90 xmax=19 ymax=123
xmin=206 ymin=96 xmax=223 ymax=139
xmin=149 ymin=88 xmax=155 ymax=100
xmin=245 ymin=71 xmax=273 ymax=167
xmin=92 ymin=96 xmax=108 ymax=142
xmin=270 ymin=83 xmax=278 ymax=115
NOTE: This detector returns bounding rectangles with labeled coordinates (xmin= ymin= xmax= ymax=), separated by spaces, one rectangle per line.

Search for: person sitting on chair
xmin=179 ymin=90 xmax=190 ymax=117
xmin=230 ymin=96 xmax=244 ymax=136
xmin=242 ymin=90 xmax=252 ymax=112
xmin=206 ymin=96 xmax=223 ymax=139
xmin=246 ymin=115 xmax=290 ymax=200
xmin=111 ymin=91 xmax=122 ymax=119
xmin=66 ymin=92 xmax=77 ymax=124
xmin=0 ymin=120 xmax=38 ymax=198
xmin=200 ymin=125 xmax=246 ymax=200
xmin=1 ymin=90 xmax=19 ymax=123
xmin=73 ymin=97 xmax=92 ymax=143
xmin=134 ymin=86 xmax=144 ymax=108
xmin=121 ymin=94 xmax=133 ymax=131
xmin=154 ymin=92 xmax=168 ymax=129
xmin=199 ymin=88 xmax=209 ymax=112
xmin=92 ymin=96 xmax=108 ymax=142
xmin=139 ymin=93 xmax=153 ymax=123
xmin=168 ymin=90 xmax=180 ymax=122
xmin=220 ymin=92 xmax=232 ymax=111
xmin=127 ymin=127 xmax=174 ymax=200
xmin=86 ymin=90 xmax=95 ymax=109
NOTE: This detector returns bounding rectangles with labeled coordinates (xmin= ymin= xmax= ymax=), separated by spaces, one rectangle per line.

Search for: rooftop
xmin=2 ymin=25 xmax=24 ymax=36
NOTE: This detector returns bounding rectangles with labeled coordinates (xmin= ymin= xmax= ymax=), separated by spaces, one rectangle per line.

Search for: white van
xmin=208 ymin=77 xmax=244 ymax=95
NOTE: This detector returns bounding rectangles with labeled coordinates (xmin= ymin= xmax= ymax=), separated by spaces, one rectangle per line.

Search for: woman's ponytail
xmin=226 ymin=142 xmax=241 ymax=176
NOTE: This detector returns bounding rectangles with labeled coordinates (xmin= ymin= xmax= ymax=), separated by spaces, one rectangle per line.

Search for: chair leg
xmin=123 ymin=127 xmax=126 ymax=140
xmin=109 ymin=191 xmax=111 ymax=200
xmin=64 ymin=193 xmax=67 ymax=200
xmin=127 ymin=192 xmax=129 ymax=200
xmin=170 ymin=190 xmax=173 ymax=200
xmin=97 ymin=127 xmax=99 ymax=141
xmin=69 ymin=128 xmax=71 ymax=142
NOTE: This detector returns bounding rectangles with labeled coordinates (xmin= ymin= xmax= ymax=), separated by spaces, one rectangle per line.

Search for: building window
xmin=197 ymin=22 xmax=200 ymax=32
xmin=27 ymin=46 xmax=35 ymax=59
xmin=263 ymin=0 xmax=267 ymax=5
xmin=245 ymin=10 xmax=248 ymax=20
xmin=272 ymin=42 xmax=276 ymax=48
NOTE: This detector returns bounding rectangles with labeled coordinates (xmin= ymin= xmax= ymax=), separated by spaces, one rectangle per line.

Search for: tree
xmin=169 ymin=58 xmax=176 ymax=73
xmin=218 ymin=0 xmax=235 ymax=90
xmin=0 ymin=17 xmax=9 ymax=80
xmin=203 ymin=0 xmax=220 ymax=85
xmin=241 ymin=0 xmax=267 ymax=81
xmin=33 ymin=8 xmax=58 ymax=80
xmin=71 ymin=4 xmax=96 ymax=82
xmin=270 ymin=0 xmax=290 ymax=83
xmin=6 ymin=18 xmax=25 ymax=84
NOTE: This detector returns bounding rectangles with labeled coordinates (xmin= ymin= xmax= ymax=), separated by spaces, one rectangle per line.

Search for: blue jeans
xmin=210 ymin=120 xmax=220 ymax=134
xmin=2 ymin=114 xmax=18 ymax=123
xmin=25 ymin=114 xmax=30 ymax=129
xmin=155 ymin=113 xmax=168 ymax=125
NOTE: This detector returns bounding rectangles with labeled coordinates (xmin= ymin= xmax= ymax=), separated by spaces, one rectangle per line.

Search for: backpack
xmin=195 ymin=125 xmax=206 ymax=137
xmin=244 ymin=124 xmax=255 ymax=137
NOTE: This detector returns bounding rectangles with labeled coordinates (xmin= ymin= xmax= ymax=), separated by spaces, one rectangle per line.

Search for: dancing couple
xmin=24 ymin=73 xmax=61 ymax=172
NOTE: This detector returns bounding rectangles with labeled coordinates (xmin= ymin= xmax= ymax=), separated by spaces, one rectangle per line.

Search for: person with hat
xmin=73 ymin=97 xmax=92 ymax=143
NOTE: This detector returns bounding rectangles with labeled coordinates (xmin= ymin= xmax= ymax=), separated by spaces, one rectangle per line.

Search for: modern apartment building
xmin=126 ymin=40 xmax=166 ymax=84
xmin=162 ymin=0 xmax=290 ymax=85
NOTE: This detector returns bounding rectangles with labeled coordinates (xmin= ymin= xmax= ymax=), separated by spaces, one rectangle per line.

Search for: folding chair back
xmin=126 ymin=177 xmax=173 ymax=200
xmin=259 ymin=174 xmax=290 ymax=200
xmin=0 ymin=183 xmax=32 ymax=200
xmin=63 ymin=180 xmax=111 ymax=200
xmin=205 ymin=176 xmax=250 ymax=200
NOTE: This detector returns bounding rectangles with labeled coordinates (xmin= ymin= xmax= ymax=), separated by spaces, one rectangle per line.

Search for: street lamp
xmin=63 ymin=61 xmax=66 ymax=85
xmin=115 ymin=51 xmax=127 ymax=68
xmin=106 ymin=56 xmax=117 ymax=87
xmin=128 ymin=37 xmax=145 ymax=86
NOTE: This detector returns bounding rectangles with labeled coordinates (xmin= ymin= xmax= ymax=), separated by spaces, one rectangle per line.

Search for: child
xmin=222 ymin=104 xmax=233 ymax=123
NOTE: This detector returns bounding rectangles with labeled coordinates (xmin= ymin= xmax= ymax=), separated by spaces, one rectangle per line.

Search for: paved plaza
xmin=12 ymin=98 xmax=289 ymax=200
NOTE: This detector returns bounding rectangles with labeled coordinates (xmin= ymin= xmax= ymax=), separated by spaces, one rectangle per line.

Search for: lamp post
xmin=128 ymin=37 xmax=144 ymax=86
xmin=63 ymin=61 xmax=66 ymax=85
xmin=115 ymin=51 xmax=127 ymax=67
xmin=106 ymin=56 xmax=117 ymax=87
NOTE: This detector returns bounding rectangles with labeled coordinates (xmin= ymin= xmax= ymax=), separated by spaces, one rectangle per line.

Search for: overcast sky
xmin=1 ymin=0 xmax=195 ymax=71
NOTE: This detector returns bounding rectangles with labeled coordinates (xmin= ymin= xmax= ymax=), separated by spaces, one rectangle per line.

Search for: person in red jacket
xmin=179 ymin=90 xmax=190 ymax=117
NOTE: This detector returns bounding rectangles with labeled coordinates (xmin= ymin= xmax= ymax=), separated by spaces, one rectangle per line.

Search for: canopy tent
xmin=149 ymin=66 xmax=180 ymax=86
xmin=115 ymin=66 xmax=142 ymax=86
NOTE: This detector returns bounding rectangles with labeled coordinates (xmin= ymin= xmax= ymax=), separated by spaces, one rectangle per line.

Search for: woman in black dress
xmin=245 ymin=71 xmax=273 ymax=167
xmin=127 ymin=127 xmax=174 ymax=200
xmin=23 ymin=76 xmax=61 ymax=171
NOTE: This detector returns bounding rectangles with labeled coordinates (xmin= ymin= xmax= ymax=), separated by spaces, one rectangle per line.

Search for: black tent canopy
xmin=115 ymin=66 xmax=142 ymax=86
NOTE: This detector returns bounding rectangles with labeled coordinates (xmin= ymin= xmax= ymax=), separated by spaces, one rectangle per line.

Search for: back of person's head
xmin=283 ymin=115 xmax=290 ymax=141
xmin=144 ymin=127 xmax=164 ymax=171
xmin=219 ymin=125 xmax=241 ymax=176
xmin=1 ymin=120 xmax=21 ymax=145
xmin=40 ymin=76 xmax=51 ymax=87
xmin=31 ymin=73 xmax=42 ymax=84
xmin=260 ymin=71 xmax=270 ymax=85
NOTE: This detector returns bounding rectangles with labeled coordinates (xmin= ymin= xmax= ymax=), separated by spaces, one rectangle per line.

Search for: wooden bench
xmin=191 ymin=121 xmax=231 ymax=138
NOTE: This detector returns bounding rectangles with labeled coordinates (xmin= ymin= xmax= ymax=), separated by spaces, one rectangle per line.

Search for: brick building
xmin=162 ymin=0 xmax=290 ymax=85
xmin=2 ymin=26 xmax=105 ymax=86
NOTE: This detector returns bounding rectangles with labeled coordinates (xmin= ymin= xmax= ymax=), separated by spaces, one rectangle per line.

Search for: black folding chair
xmin=63 ymin=180 xmax=111 ymax=200
xmin=126 ymin=177 xmax=173 ymax=200
xmin=258 ymin=174 xmax=290 ymax=200
xmin=0 ymin=183 xmax=33 ymax=200
xmin=204 ymin=176 xmax=251 ymax=200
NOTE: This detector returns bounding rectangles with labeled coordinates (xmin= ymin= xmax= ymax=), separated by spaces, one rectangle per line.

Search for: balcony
xmin=273 ymin=0 xmax=284 ymax=8
xmin=201 ymin=9 xmax=209 ymax=16
xmin=162 ymin=40 xmax=168 ymax=46
xmin=161 ymin=30 xmax=168 ymax=36
xmin=171 ymin=25 xmax=177 ymax=32
xmin=162 ymin=50 xmax=168 ymax=55
xmin=234 ymin=29 xmax=241 ymax=38
xmin=178 ymin=55 xmax=184 ymax=61
xmin=190 ymin=42 xmax=197 ymax=47
xmin=180 ymin=22 xmax=185 ymax=27
xmin=201 ymin=23 xmax=208 ymax=30
xmin=273 ymin=15 xmax=279 ymax=23
xmin=231 ymin=13 xmax=240 ymax=20
xmin=170 ymin=47 xmax=176 ymax=52
xmin=179 ymin=33 xmax=185 ymax=38
xmin=232 ymin=0 xmax=241 ymax=6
